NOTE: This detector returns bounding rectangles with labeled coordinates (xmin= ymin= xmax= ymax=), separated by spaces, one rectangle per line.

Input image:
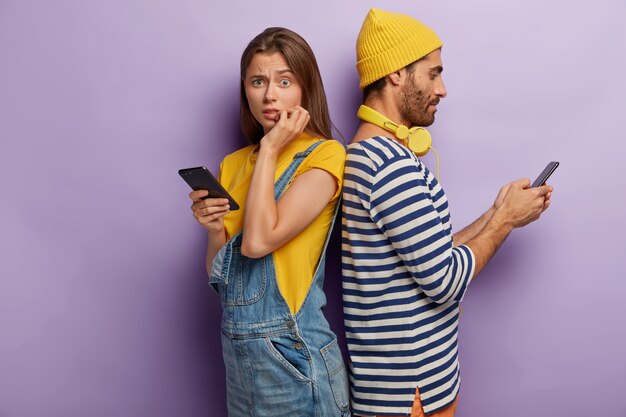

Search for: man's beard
xmin=399 ymin=76 xmax=436 ymax=127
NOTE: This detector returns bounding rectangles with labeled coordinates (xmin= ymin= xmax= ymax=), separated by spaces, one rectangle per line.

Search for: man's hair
xmin=362 ymin=59 xmax=419 ymax=103
xmin=239 ymin=27 xmax=332 ymax=144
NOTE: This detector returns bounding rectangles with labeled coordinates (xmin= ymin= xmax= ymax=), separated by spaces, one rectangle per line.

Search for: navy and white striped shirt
xmin=341 ymin=136 xmax=475 ymax=415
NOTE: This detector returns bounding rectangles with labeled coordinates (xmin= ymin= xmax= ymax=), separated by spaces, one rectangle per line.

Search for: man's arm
xmin=453 ymin=182 xmax=512 ymax=246
xmin=365 ymin=155 xmax=475 ymax=304
xmin=453 ymin=207 xmax=495 ymax=246
xmin=463 ymin=179 xmax=552 ymax=279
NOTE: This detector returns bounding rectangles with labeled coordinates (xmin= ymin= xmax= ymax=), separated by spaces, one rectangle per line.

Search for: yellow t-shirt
xmin=218 ymin=133 xmax=346 ymax=314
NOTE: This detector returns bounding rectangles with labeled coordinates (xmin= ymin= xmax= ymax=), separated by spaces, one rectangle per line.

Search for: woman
xmin=188 ymin=27 xmax=349 ymax=417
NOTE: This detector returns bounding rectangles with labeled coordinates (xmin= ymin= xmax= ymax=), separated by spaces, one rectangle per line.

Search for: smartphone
xmin=178 ymin=166 xmax=240 ymax=210
xmin=531 ymin=161 xmax=559 ymax=187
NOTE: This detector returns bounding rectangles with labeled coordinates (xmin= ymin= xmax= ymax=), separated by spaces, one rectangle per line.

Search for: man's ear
xmin=387 ymin=69 xmax=404 ymax=86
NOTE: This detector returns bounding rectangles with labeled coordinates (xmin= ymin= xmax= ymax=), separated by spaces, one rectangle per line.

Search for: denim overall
xmin=209 ymin=141 xmax=350 ymax=417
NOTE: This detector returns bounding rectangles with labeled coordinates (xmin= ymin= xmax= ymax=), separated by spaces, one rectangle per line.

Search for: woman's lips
xmin=262 ymin=110 xmax=279 ymax=120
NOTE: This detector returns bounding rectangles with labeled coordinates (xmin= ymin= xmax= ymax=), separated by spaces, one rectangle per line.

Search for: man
xmin=341 ymin=8 xmax=553 ymax=417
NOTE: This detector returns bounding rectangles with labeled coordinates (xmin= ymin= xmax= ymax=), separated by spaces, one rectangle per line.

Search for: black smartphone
xmin=178 ymin=166 xmax=240 ymax=210
xmin=531 ymin=161 xmax=559 ymax=187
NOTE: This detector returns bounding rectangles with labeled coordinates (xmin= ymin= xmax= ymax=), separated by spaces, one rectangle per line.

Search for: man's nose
xmin=436 ymin=78 xmax=447 ymax=98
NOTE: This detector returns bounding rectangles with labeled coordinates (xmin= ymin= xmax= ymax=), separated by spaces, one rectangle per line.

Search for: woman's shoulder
xmin=304 ymin=134 xmax=346 ymax=159
xmin=317 ymin=138 xmax=346 ymax=154
xmin=222 ymin=143 xmax=257 ymax=165
xmin=298 ymin=135 xmax=346 ymax=181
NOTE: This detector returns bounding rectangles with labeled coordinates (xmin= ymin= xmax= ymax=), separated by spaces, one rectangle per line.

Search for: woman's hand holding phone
xmin=260 ymin=105 xmax=310 ymax=155
xmin=189 ymin=190 xmax=230 ymax=233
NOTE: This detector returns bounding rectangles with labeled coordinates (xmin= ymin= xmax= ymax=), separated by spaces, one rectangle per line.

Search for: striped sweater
xmin=341 ymin=136 xmax=475 ymax=416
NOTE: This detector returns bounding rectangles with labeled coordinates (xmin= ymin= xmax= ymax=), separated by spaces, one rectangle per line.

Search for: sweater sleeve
xmin=368 ymin=155 xmax=474 ymax=304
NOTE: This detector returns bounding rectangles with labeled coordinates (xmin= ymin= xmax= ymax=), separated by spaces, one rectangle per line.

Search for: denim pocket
xmin=208 ymin=235 xmax=267 ymax=306
xmin=224 ymin=247 xmax=266 ymax=305
xmin=320 ymin=337 xmax=350 ymax=412
xmin=264 ymin=336 xmax=311 ymax=382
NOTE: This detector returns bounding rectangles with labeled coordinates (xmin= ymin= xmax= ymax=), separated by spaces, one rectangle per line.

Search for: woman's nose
xmin=264 ymin=85 xmax=277 ymax=102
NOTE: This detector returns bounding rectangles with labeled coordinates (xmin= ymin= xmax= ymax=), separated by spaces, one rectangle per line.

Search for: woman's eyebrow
xmin=247 ymin=68 xmax=293 ymax=78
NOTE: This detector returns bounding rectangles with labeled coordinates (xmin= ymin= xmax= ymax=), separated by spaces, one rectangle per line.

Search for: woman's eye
xmin=279 ymin=79 xmax=291 ymax=87
xmin=251 ymin=79 xmax=264 ymax=87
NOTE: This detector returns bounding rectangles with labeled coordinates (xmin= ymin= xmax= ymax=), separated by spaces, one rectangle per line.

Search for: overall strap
xmin=273 ymin=140 xmax=324 ymax=200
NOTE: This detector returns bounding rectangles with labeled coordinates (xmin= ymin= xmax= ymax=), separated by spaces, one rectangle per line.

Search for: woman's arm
xmin=188 ymin=190 xmax=229 ymax=273
xmin=241 ymin=106 xmax=337 ymax=258
xmin=205 ymin=228 xmax=227 ymax=274
xmin=241 ymin=166 xmax=337 ymax=258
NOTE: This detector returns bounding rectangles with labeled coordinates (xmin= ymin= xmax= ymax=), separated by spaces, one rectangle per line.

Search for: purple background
xmin=1 ymin=1 xmax=625 ymax=416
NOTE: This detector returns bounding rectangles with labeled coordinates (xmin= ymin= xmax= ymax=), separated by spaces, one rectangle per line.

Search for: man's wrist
xmin=486 ymin=207 xmax=513 ymax=236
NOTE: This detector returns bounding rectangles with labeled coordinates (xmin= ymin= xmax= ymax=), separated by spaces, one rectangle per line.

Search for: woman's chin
xmin=258 ymin=120 xmax=276 ymax=133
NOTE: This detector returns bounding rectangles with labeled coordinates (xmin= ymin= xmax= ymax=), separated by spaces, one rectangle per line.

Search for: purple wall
xmin=1 ymin=1 xmax=625 ymax=416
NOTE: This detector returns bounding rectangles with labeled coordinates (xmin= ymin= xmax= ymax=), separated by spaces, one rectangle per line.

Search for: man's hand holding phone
xmin=497 ymin=179 xmax=552 ymax=228
xmin=491 ymin=161 xmax=557 ymax=227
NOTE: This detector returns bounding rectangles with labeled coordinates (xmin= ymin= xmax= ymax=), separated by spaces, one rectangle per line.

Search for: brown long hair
xmin=240 ymin=27 xmax=332 ymax=144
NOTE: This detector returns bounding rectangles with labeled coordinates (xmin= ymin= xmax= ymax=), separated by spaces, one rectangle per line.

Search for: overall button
xmin=293 ymin=342 xmax=303 ymax=350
